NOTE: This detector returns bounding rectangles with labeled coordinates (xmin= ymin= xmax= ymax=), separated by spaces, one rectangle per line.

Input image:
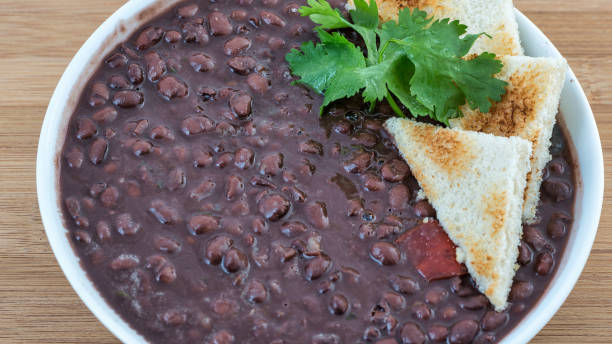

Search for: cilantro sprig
xmin=285 ymin=0 xmax=508 ymax=124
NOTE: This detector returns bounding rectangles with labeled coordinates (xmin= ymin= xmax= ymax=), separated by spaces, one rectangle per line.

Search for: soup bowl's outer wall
xmin=36 ymin=0 xmax=603 ymax=342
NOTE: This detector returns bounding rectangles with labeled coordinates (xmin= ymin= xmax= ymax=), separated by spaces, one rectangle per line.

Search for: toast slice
xmin=449 ymin=56 xmax=567 ymax=223
xmin=346 ymin=0 xmax=523 ymax=56
xmin=384 ymin=118 xmax=532 ymax=310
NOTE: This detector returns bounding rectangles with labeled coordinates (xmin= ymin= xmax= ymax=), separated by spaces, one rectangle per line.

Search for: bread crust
xmin=346 ymin=0 xmax=523 ymax=56
xmin=384 ymin=118 xmax=532 ymax=310
xmin=450 ymin=56 xmax=568 ymax=223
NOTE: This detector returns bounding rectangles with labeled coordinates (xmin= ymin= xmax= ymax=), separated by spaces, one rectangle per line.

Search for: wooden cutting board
xmin=0 ymin=0 xmax=610 ymax=342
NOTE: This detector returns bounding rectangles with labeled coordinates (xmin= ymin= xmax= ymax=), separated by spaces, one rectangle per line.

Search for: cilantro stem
xmin=385 ymin=91 xmax=405 ymax=118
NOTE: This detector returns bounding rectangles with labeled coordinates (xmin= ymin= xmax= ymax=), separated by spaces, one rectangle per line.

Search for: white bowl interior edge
xmin=36 ymin=3 xmax=604 ymax=344
xmin=37 ymin=1 xmax=177 ymax=343
xmin=499 ymin=10 xmax=604 ymax=344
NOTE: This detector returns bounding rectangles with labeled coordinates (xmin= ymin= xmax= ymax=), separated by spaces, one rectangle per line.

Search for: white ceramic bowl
xmin=36 ymin=1 xmax=604 ymax=343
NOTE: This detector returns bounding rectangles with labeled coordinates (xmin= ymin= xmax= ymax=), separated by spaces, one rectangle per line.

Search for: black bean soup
xmin=59 ymin=1 xmax=577 ymax=343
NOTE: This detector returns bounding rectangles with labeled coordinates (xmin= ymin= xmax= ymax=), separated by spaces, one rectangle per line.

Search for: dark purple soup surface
xmin=59 ymin=1 xmax=576 ymax=343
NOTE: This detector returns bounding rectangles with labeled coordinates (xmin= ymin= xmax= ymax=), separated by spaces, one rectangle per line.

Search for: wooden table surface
xmin=0 ymin=0 xmax=610 ymax=343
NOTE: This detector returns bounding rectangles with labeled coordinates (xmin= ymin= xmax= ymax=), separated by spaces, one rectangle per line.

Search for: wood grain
xmin=0 ymin=0 xmax=610 ymax=342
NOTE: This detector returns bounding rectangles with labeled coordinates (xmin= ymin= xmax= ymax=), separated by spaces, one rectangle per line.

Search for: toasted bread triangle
xmin=347 ymin=0 xmax=523 ymax=56
xmin=450 ymin=56 xmax=567 ymax=223
xmin=384 ymin=118 xmax=531 ymax=310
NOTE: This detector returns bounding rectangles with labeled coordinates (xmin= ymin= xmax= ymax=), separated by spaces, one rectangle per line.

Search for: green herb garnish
xmin=285 ymin=0 xmax=508 ymax=124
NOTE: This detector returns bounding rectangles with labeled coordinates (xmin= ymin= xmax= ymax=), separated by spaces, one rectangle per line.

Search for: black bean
xmin=247 ymin=73 xmax=269 ymax=94
xmin=473 ymin=333 xmax=496 ymax=344
xmin=363 ymin=326 xmax=381 ymax=341
xmin=260 ymin=11 xmax=286 ymax=27
xmin=144 ymin=51 xmax=166 ymax=82
xmin=131 ymin=139 xmax=152 ymax=156
xmin=517 ymin=241 xmax=532 ymax=265
xmin=229 ymin=91 xmax=252 ymax=118
xmin=184 ymin=20 xmax=210 ymax=45
xmin=157 ymin=263 xmax=177 ymax=283
xmin=535 ymin=252 xmax=554 ymax=275
xmin=206 ymin=327 xmax=234 ymax=344
xmin=113 ymin=90 xmax=144 ymax=108
xmin=64 ymin=147 xmax=83 ymax=168
xmin=153 ymin=235 xmax=181 ymax=253
xmin=543 ymin=179 xmax=573 ymax=202
xmin=182 ymin=115 xmax=214 ymax=136
xmin=157 ymin=76 xmax=188 ymax=100
xmin=329 ymin=293 xmax=348 ymax=315
xmin=440 ymin=306 xmax=458 ymax=320
xmin=149 ymin=200 xmax=180 ymax=224
xmin=411 ymin=301 xmax=431 ymax=320
xmin=362 ymin=173 xmax=385 ymax=192
xmin=251 ymin=217 xmax=269 ymax=235
xmin=547 ymin=213 xmax=571 ymax=239
xmin=343 ymin=151 xmax=371 ymax=173
xmin=227 ymin=56 xmax=256 ymax=75
xmin=188 ymin=215 xmax=219 ymax=235
xmin=280 ymin=221 xmax=307 ymax=237
xmin=100 ymin=186 xmax=119 ymax=208
xmin=304 ymin=254 xmax=331 ymax=280
xmin=244 ymin=280 xmax=268 ymax=303
xmin=448 ymin=320 xmax=479 ymax=344
xmin=427 ymin=325 xmax=448 ymax=343
xmin=225 ymin=174 xmax=244 ymax=200
xmin=189 ymin=53 xmax=215 ymax=72
xmin=459 ymin=295 xmax=489 ymax=310
xmin=135 ymin=26 xmax=164 ymax=50
xmin=510 ymin=280 xmax=534 ymax=300
xmin=258 ymin=194 xmax=290 ymax=221
xmin=400 ymin=322 xmax=425 ymax=344
xmin=414 ymin=200 xmax=436 ymax=217
xmin=76 ymin=118 xmax=97 ymax=140
xmin=224 ymin=37 xmax=251 ymax=55
xmin=110 ymin=254 xmax=139 ymax=270
xmin=162 ymin=309 xmax=186 ymax=327
xmin=222 ymin=248 xmax=249 ymax=273
xmin=370 ymin=242 xmax=401 ymax=266
xmin=88 ymin=137 xmax=108 ymax=164
xmin=89 ymin=82 xmax=109 ymax=106
xmin=305 ymin=201 xmax=329 ymax=229
xmin=259 ymin=152 xmax=283 ymax=176
xmin=352 ymin=131 xmax=378 ymax=147
xmin=285 ymin=3 xmax=300 ymax=15
xmin=73 ymin=230 xmax=91 ymax=244
xmin=205 ymin=236 xmax=233 ymax=265
xmin=92 ymin=106 xmax=117 ymax=123
xmin=215 ymin=152 xmax=234 ymax=168
xmin=389 ymin=275 xmax=420 ymax=295
xmin=178 ymin=4 xmax=198 ymax=17
xmin=268 ymin=37 xmax=285 ymax=49
xmin=208 ymin=11 xmax=233 ymax=36
xmin=166 ymin=168 xmax=186 ymax=191
xmin=523 ymin=226 xmax=551 ymax=251
xmin=164 ymin=30 xmax=182 ymax=43
xmin=105 ymin=53 xmax=127 ymax=68
xmin=108 ymin=74 xmax=131 ymax=90
xmin=481 ymin=311 xmax=508 ymax=331
xmin=115 ymin=213 xmax=141 ymax=236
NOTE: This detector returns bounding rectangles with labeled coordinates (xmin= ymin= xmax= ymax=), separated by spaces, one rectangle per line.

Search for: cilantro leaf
xmin=299 ymin=0 xmax=351 ymax=30
xmin=287 ymin=0 xmax=508 ymax=123
xmin=286 ymin=29 xmax=366 ymax=113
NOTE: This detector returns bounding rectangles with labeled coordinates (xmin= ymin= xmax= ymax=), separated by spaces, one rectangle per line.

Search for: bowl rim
xmin=36 ymin=2 xmax=604 ymax=343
